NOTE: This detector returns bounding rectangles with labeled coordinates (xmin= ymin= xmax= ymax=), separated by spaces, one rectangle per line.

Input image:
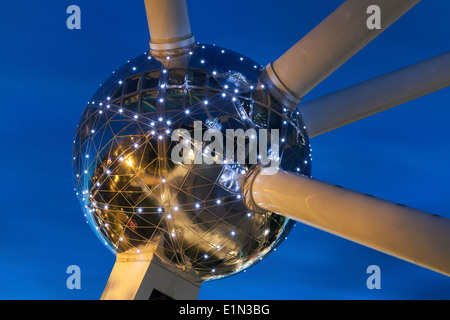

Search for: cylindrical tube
xmin=144 ymin=0 xmax=195 ymax=55
xmin=300 ymin=51 xmax=450 ymax=137
xmin=264 ymin=0 xmax=420 ymax=105
xmin=250 ymin=168 xmax=450 ymax=276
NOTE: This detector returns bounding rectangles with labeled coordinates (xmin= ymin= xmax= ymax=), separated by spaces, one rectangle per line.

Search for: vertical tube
xmin=144 ymin=0 xmax=196 ymax=56
xmin=101 ymin=252 xmax=201 ymax=300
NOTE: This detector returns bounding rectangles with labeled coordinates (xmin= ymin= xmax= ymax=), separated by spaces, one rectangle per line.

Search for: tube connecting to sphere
xmin=250 ymin=168 xmax=450 ymax=276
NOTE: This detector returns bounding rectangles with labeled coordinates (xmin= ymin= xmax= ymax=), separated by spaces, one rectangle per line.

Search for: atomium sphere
xmin=72 ymin=43 xmax=311 ymax=282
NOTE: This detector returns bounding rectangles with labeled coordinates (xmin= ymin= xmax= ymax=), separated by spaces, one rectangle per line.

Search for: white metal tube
xmin=264 ymin=0 xmax=420 ymax=106
xmin=101 ymin=252 xmax=201 ymax=300
xmin=250 ymin=168 xmax=450 ymax=276
xmin=144 ymin=0 xmax=195 ymax=55
xmin=301 ymin=51 xmax=450 ymax=137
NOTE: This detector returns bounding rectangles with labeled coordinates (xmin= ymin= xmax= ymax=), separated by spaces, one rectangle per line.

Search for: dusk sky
xmin=1 ymin=0 xmax=449 ymax=299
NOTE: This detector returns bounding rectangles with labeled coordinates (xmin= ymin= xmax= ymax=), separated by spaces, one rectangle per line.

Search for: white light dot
xmin=231 ymin=231 xmax=236 ymax=236
xmin=247 ymin=212 xmax=252 ymax=217
xmin=151 ymin=130 xmax=156 ymax=135
xmin=195 ymin=203 xmax=200 ymax=209
xmin=161 ymin=178 xmax=166 ymax=183
xmin=240 ymin=57 xmax=244 ymax=61
xmin=85 ymin=154 xmax=90 ymax=158
xmin=165 ymin=129 xmax=170 ymax=134
xmin=137 ymin=208 xmax=143 ymax=213
xmin=203 ymin=100 xmax=208 ymax=105
xmin=185 ymin=109 xmax=190 ymax=114
xmin=119 ymin=237 xmax=123 ymax=242
xmin=158 ymin=135 xmax=163 ymax=140
xmin=134 ymin=143 xmax=139 ymax=148
xmin=216 ymin=199 xmax=221 ymax=204
xmin=166 ymin=120 xmax=171 ymax=125
xmin=167 ymin=214 xmax=172 ymax=219
xmin=158 ymin=117 xmax=163 ymax=122
xmin=221 ymin=50 xmax=225 ymax=53
xmin=201 ymin=60 xmax=205 ymax=64
xmin=162 ymin=69 xmax=167 ymax=74
xmin=204 ymin=254 xmax=209 ymax=259
xmin=224 ymin=85 xmax=229 ymax=89
xmin=134 ymin=114 xmax=138 ymax=119
xmin=119 ymin=156 xmax=124 ymax=161
xmin=119 ymin=81 xmax=123 ymax=84
xmin=174 ymin=206 xmax=179 ymax=211
xmin=221 ymin=93 xmax=226 ymax=97
xmin=159 ymin=98 xmax=164 ymax=103
xmin=119 ymin=109 xmax=123 ymax=113
xmin=157 ymin=207 xmax=163 ymax=212
xmin=132 ymin=67 xmax=136 ymax=71
xmin=106 ymin=169 xmax=111 ymax=174
xmin=212 ymin=71 xmax=217 ymax=75
xmin=171 ymin=232 xmax=176 ymax=237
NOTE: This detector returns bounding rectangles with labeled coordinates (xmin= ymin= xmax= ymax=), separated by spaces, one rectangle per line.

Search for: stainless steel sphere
xmin=72 ymin=44 xmax=311 ymax=282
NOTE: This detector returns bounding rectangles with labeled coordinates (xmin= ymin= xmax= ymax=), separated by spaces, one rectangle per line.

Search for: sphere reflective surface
xmin=72 ymin=44 xmax=311 ymax=281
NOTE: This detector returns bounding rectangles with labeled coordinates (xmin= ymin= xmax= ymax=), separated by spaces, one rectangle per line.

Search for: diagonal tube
xmin=300 ymin=51 xmax=450 ymax=137
xmin=261 ymin=0 xmax=421 ymax=108
xmin=101 ymin=251 xmax=201 ymax=300
xmin=144 ymin=0 xmax=196 ymax=56
xmin=249 ymin=168 xmax=450 ymax=276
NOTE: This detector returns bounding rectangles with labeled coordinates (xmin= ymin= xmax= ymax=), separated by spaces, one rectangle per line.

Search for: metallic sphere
xmin=72 ymin=44 xmax=311 ymax=282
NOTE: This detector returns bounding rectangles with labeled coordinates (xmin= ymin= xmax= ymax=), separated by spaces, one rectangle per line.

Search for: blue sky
xmin=0 ymin=0 xmax=449 ymax=299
